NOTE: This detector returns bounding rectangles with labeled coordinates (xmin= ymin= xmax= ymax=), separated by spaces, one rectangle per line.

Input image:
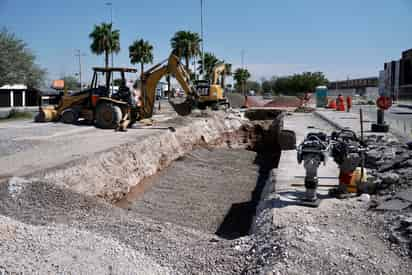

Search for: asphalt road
xmin=0 ymin=102 xmax=177 ymax=180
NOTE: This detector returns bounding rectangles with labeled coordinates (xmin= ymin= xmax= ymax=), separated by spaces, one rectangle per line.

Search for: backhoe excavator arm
xmin=211 ymin=63 xmax=226 ymax=87
xmin=140 ymin=54 xmax=196 ymax=119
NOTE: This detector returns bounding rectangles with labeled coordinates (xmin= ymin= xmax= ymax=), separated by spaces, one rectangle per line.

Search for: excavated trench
xmin=116 ymin=111 xmax=283 ymax=239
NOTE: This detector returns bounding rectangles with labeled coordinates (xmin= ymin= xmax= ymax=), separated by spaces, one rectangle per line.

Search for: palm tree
xmin=170 ymin=30 xmax=201 ymax=71
xmin=89 ymin=23 xmax=120 ymax=69
xmin=129 ymin=39 xmax=154 ymax=78
xmin=197 ymin=52 xmax=220 ymax=80
xmin=234 ymin=68 xmax=251 ymax=94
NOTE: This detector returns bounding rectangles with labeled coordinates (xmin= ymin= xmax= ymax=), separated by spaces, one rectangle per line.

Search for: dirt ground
xmin=1 ymin=110 xmax=412 ymax=274
xmin=121 ymin=148 xmax=260 ymax=239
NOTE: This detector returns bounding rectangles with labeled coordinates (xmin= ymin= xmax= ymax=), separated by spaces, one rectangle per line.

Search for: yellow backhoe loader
xmin=35 ymin=67 xmax=139 ymax=130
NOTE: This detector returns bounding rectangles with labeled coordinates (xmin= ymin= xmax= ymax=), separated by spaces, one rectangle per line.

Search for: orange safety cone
xmin=328 ymin=99 xmax=337 ymax=109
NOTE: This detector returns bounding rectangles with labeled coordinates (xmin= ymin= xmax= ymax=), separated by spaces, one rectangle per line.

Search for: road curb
xmin=313 ymin=111 xmax=343 ymax=130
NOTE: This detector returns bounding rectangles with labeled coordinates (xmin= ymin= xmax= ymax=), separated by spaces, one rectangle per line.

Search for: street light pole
xmin=75 ymin=50 xmax=86 ymax=90
xmin=200 ymin=0 xmax=205 ymax=79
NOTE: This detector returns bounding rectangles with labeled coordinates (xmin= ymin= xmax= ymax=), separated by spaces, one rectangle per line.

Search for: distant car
xmin=263 ymin=92 xmax=273 ymax=99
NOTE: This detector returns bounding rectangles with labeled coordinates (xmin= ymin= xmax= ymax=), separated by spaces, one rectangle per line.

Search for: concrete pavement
xmin=314 ymin=107 xmax=412 ymax=142
xmin=271 ymin=113 xmax=339 ymax=209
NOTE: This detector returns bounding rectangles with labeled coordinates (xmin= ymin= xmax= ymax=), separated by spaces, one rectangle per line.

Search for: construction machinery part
xmin=297 ymin=132 xmax=329 ymax=207
xmin=140 ymin=54 xmax=197 ymax=119
xmin=95 ymin=102 xmax=123 ymax=129
xmin=61 ymin=108 xmax=79 ymax=124
xmin=35 ymin=67 xmax=138 ymax=130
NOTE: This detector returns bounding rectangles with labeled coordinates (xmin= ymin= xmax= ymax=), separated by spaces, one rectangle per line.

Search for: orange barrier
xmin=328 ymin=99 xmax=337 ymax=109
xmin=336 ymin=95 xmax=345 ymax=111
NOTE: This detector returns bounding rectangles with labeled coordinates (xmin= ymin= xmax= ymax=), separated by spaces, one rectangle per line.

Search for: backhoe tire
xmin=61 ymin=108 xmax=79 ymax=124
xmin=95 ymin=103 xmax=122 ymax=129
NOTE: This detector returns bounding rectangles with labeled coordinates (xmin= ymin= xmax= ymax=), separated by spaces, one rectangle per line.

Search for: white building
xmin=0 ymin=84 xmax=39 ymax=108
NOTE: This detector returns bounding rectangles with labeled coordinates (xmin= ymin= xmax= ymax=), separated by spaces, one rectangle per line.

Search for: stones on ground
xmin=376 ymin=199 xmax=411 ymax=211
xmin=395 ymin=188 xmax=412 ymax=203
xmin=381 ymin=173 xmax=400 ymax=186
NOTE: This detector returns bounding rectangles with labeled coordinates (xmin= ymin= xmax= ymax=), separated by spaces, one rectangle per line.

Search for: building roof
xmin=0 ymin=84 xmax=27 ymax=90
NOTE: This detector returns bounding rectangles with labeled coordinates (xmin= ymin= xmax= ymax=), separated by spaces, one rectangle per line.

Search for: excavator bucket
xmin=34 ymin=107 xmax=59 ymax=122
xmin=168 ymin=97 xmax=195 ymax=116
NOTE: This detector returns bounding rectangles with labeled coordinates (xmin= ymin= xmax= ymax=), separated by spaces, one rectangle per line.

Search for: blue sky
xmin=1 ymin=0 xmax=411 ymax=84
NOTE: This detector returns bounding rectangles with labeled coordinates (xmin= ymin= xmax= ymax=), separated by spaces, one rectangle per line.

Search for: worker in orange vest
xmin=346 ymin=96 xmax=352 ymax=112
xmin=336 ymin=94 xmax=345 ymax=111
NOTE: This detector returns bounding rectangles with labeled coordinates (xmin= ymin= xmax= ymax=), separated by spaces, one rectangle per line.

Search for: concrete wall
xmin=327 ymin=88 xmax=357 ymax=97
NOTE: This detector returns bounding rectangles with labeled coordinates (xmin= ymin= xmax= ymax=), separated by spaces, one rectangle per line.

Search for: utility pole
xmin=200 ymin=0 xmax=205 ymax=79
xmin=75 ymin=50 xmax=86 ymax=90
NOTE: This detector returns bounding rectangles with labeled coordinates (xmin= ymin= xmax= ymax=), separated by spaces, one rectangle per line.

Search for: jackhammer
xmin=297 ymin=132 xmax=329 ymax=206
xmin=297 ymin=129 xmax=366 ymax=206
xmin=329 ymin=129 xmax=366 ymax=198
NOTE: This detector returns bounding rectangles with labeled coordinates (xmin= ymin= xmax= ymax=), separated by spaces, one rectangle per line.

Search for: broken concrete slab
xmin=395 ymin=188 xmax=412 ymax=203
xmin=376 ymin=199 xmax=411 ymax=211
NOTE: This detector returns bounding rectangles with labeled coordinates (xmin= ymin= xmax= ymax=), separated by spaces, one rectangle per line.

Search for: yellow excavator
xmin=139 ymin=53 xmax=230 ymax=118
xmin=194 ymin=62 xmax=230 ymax=110
xmin=139 ymin=53 xmax=197 ymax=119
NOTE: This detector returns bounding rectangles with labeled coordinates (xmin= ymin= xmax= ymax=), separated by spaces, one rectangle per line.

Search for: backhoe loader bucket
xmin=34 ymin=107 xmax=59 ymax=122
xmin=169 ymin=97 xmax=195 ymax=116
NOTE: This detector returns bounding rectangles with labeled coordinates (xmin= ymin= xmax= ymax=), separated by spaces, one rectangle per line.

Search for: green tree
xmin=246 ymin=81 xmax=262 ymax=94
xmin=129 ymin=38 xmax=154 ymax=78
xmin=89 ymin=23 xmax=120 ymax=69
xmin=62 ymin=76 xmax=79 ymax=90
xmin=170 ymin=30 xmax=201 ymax=71
xmin=273 ymin=72 xmax=328 ymax=95
xmin=197 ymin=52 xmax=220 ymax=80
xmin=261 ymin=78 xmax=273 ymax=93
xmin=233 ymin=68 xmax=251 ymax=94
xmin=0 ymin=29 xmax=46 ymax=88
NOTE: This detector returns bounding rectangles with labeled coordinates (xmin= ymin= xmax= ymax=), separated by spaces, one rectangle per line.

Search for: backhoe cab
xmin=36 ymin=67 xmax=139 ymax=130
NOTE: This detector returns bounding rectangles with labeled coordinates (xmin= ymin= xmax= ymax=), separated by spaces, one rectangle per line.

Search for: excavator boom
xmin=140 ymin=54 xmax=197 ymax=119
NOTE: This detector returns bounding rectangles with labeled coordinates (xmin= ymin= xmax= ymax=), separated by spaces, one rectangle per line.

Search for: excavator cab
xmin=194 ymin=79 xmax=228 ymax=110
